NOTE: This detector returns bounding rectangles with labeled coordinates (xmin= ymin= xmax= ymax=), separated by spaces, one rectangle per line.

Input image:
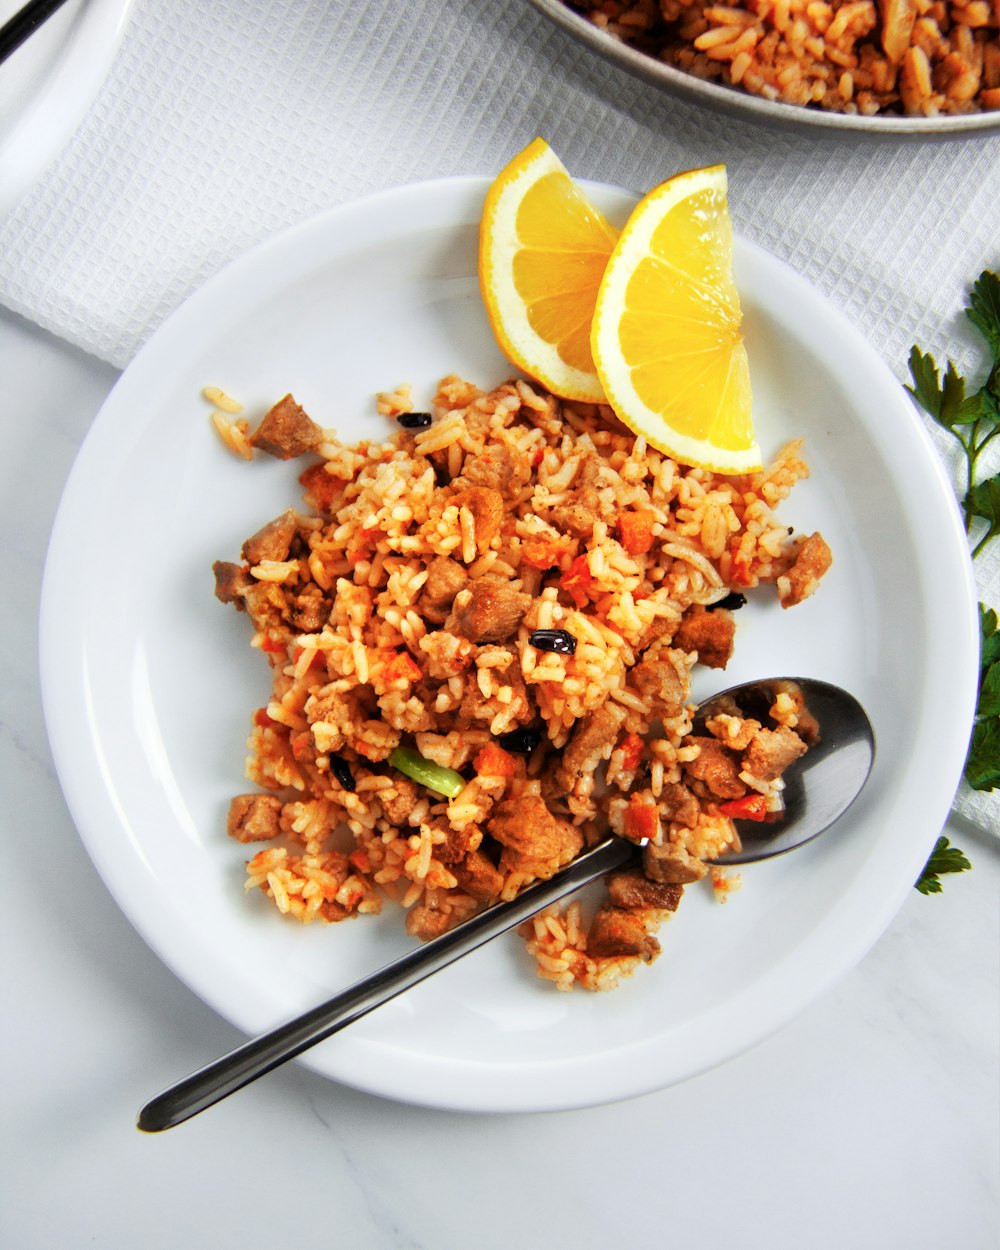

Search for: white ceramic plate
xmin=0 ymin=0 xmax=132 ymax=217
xmin=40 ymin=177 xmax=979 ymax=1112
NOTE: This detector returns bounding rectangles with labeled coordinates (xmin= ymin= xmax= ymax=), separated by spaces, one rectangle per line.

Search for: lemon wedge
xmin=591 ymin=164 xmax=761 ymax=475
xmin=479 ymin=137 xmax=619 ymax=403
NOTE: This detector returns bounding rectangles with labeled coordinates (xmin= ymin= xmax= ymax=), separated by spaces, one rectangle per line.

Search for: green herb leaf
xmin=966 ymin=717 xmax=1000 ymax=792
xmin=906 ymin=348 xmax=984 ymax=431
xmin=967 ymin=606 xmax=1000 ymax=791
xmin=906 ymin=346 xmax=944 ymax=417
xmin=979 ymin=662 xmax=1000 ymax=719
xmin=915 ymin=835 xmax=972 ymax=895
xmin=966 ymin=270 xmax=1000 ymax=359
xmin=980 ymin=605 xmax=1000 ymax=672
xmin=967 ymin=475 xmax=1000 ymax=552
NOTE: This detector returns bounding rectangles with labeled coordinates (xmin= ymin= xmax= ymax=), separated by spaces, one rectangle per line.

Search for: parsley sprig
xmin=907 ymin=270 xmax=1000 ymax=559
xmin=905 ymin=269 xmax=1000 ymax=892
xmin=915 ymin=836 xmax=973 ymax=895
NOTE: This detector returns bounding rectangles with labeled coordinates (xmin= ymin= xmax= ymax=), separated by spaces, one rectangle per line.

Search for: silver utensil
xmin=0 ymin=0 xmax=71 ymax=67
xmin=137 ymin=676 xmax=874 ymax=1133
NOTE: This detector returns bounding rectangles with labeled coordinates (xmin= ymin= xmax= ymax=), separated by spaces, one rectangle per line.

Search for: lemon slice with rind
xmin=479 ymin=137 xmax=619 ymax=403
xmin=591 ymin=164 xmax=761 ymax=475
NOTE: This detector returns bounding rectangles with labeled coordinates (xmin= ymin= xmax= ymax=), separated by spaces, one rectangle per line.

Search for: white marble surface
xmin=2 ymin=305 xmax=998 ymax=1248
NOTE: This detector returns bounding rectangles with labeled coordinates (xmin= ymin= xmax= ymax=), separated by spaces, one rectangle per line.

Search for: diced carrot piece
xmin=623 ymin=798 xmax=660 ymax=842
xmin=618 ymin=509 xmax=656 ymax=556
xmin=618 ymin=732 xmax=644 ymax=771
xmin=473 ymin=741 xmax=517 ymax=778
xmin=384 ymin=651 xmax=422 ymax=685
xmin=521 ymin=537 xmax=569 ymax=570
xmin=290 ymin=730 xmax=313 ymax=761
xmin=349 ymin=849 xmax=372 ymax=874
xmin=259 ymin=636 xmax=286 ymax=654
xmin=718 ymin=793 xmax=769 ymax=821
xmin=560 ymin=553 xmax=594 ymax=607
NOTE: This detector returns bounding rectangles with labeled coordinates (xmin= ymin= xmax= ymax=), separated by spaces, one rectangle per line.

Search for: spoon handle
xmin=137 ymin=835 xmax=631 ymax=1132
xmin=0 ymin=0 xmax=71 ymax=66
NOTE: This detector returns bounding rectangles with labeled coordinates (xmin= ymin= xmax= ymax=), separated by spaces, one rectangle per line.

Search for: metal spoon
xmin=137 ymin=676 xmax=874 ymax=1133
xmin=0 ymin=0 xmax=71 ymax=67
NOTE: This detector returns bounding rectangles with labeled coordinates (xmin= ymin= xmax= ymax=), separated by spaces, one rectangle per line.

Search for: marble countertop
xmin=2 ymin=304 xmax=998 ymax=1248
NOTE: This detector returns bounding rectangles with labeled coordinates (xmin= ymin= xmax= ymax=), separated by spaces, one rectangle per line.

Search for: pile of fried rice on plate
xmin=211 ymin=375 xmax=830 ymax=991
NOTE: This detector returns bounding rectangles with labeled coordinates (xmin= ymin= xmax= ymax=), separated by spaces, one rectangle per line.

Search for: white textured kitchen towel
xmin=0 ymin=0 xmax=997 ymax=832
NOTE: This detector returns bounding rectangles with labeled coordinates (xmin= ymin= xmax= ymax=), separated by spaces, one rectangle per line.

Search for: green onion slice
xmin=389 ymin=747 xmax=465 ymax=799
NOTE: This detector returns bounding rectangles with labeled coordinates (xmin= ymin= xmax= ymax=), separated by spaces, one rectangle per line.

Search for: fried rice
xmin=566 ymin=0 xmax=1000 ymax=117
xmin=211 ymin=375 xmax=830 ymax=991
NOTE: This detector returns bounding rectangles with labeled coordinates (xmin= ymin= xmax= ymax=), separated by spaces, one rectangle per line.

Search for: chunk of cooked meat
xmin=779 ymin=532 xmax=832 ymax=607
xmin=240 ymin=581 xmax=292 ymax=634
xmin=635 ymin=611 xmax=679 ymax=653
xmin=212 ymin=560 xmax=251 ymax=607
xmin=642 ymin=841 xmax=708 ymax=885
xmin=457 ymin=649 xmax=534 ymax=728
xmin=587 ymin=906 xmax=660 ymax=960
xmin=434 ymin=821 xmax=482 ymax=865
xmin=377 ymin=775 xmax=419 ymax=826
xmin=742 ymin=725 xmax=808 ymax=781
xmin=249 ymin=394 xmax=324 ymax=460
xmin=672 ymin=604 xmax=735 ymax=670
xmin=241 ymin=510 xmax=298 ymax=566
xmin=683 ymin=736 xmax=747 ymax=799
xmin=550 ymin=501 xmax=600 ymax=540
xmin=556 ymin=702 xmax=626 ymax=786
xmin=606 ymin=868 xmax=684 ymax=912
xmin=455 ymin=443 xmax=531 ymax=501
xmin=452 ymin=848 xmax=505 ymax=901
xmin=288 ymin=586 xmax=331 ymax=632
xmin=227 ymin=793 xmax=282 ymax=842
xmin=487 ymin=795 xmax=582 ymax=875
xmin=705 ymin=712 xmax=761 ymax=752
xmin=659 ymin=782 xmax=701 ymax=829
xmin=420 ymin=556 xmax=468 ymax=623
xmin=446 ymin=578 xmax=532 ymax=644
xmin=450 ymin=485 xmax=505 ymax=554
xmin=405 ymin=904 xmax=453 ymax=941
xmin=629 ymin=641 xmax=688 ymax=718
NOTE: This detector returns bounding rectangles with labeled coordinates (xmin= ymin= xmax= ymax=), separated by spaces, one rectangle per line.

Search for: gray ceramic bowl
xmin=526 ymin=0 xmax=1000 ymax=137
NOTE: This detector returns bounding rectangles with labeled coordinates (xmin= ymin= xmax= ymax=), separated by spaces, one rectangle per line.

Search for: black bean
xmin=396 ymin=411 xmax=433 ymax=429
xmin=528 ymin=628 xmax=577 ymax=655
xmin=329 ymin=753 xmax=356 ymax=791
xmin=499 ymin=728 xmax=542 ymax=754
xmin=708 ymin=591 xmax=747 ymax=612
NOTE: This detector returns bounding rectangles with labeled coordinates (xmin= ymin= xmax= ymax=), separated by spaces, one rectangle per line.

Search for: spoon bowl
xmin=695 ymin=677 xmax=875 ymax=865
xmin=138 ymin=675 xmax=874 ymax=1132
